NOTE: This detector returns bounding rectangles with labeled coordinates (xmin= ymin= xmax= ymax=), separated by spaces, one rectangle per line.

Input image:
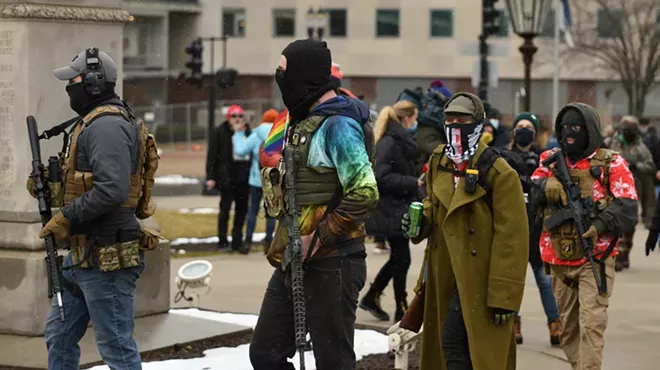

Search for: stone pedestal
xmin=0 ymin=1 xmax=171 ymax=336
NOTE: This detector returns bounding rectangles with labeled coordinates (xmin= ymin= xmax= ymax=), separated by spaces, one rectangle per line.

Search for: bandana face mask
xmin=444 ymin=122 xmax=483 ymax=164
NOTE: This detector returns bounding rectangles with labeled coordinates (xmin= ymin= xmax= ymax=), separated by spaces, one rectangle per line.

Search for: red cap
xmin=430 ymin=80 xmax=444 ymax=88
xmin=226 ymin=105 xmax=244 ymax=119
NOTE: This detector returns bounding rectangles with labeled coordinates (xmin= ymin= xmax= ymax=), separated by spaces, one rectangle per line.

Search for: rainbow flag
xmin=264 ymin=109 xmax=289 ymax=156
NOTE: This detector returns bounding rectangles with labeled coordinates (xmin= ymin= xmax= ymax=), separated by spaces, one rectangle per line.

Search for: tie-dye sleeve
xmin=316 ymin=116 xmax=379 ymax=247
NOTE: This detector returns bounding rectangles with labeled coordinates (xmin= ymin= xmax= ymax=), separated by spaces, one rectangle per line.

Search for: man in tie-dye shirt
xmin=250 ymin=39 xmax=378 ymax=370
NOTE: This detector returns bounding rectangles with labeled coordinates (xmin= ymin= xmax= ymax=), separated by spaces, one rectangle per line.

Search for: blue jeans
xmin=246 ymin=186 xmax=276 ymax=243
xmin=45 ymin=253 xmax=144 ymax=370
xmin=516 ymin=263 xmax=560 ymax=324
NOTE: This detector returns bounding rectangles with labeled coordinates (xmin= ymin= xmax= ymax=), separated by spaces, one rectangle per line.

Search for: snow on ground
xmin=170 ymin=233 xmax=266 ymax=247
xmin=178 ymin=207 xmax=219 ymax=214
xmin=155 ymin=175 xmax=200 ymax=185
xmin=88 ymin=309 xmax=388 ymax=370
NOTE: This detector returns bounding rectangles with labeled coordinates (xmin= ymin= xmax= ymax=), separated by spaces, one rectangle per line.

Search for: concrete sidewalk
xmin=170 ymin=225 xmax=660 ymax=369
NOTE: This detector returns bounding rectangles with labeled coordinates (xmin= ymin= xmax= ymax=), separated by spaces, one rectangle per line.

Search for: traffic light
xmin=482 ymin=0 xmax=503 ymax=37
xmin=184 ymin=38 xmax=203 ymax=88
xmin=215 ymin=68 xmax=238 ymax=88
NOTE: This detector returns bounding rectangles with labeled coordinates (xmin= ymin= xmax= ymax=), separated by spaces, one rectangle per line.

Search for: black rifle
xmin=282 ymin=144 xmax=307 ymax=370
xmin=27 ymin=116 xmax=66 ymax=321
xmin=543 ymin=149 xmax=606 ymax=294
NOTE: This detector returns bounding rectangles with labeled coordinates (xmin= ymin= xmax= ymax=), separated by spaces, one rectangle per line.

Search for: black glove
xmin=629 ymin=163 xmax=637 ymax=172
xmin=401 ymin=213 xmax=410 ymax=233
xmin=491 ymin=308 xmax=514 ymax=326
xmin=646 ymin=230 xmax=659 ymax=256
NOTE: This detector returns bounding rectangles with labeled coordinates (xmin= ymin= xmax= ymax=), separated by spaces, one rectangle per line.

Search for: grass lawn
xmin=152 ymin=209 xmax=268 ymax=241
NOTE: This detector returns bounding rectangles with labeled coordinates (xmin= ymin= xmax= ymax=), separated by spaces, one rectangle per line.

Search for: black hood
xmin=554 ymin=103 xmax=603 ymax=159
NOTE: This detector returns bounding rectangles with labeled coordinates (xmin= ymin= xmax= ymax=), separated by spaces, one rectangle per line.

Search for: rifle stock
xmin=282 ymin=145 xmax=307 ymax=370
xmin=27 ymin=116 xmax=66 ymax=321
xmin=543 ymin=149 xmax=606 ymax=294
xmin=399 ymin=282 xmax=425 ymax=333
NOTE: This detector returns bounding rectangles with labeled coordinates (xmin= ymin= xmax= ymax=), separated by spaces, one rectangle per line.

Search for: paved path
xmin=170 ymin=222 xmax=660 ymax=370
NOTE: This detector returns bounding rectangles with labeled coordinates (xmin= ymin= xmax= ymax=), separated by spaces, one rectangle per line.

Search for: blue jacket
xmin=233 ymin=123 xmax=273 ymax=188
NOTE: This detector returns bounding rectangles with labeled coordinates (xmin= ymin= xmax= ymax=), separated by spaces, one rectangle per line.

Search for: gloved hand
xmin=491 ymin=308 xmax=514 ymax=326
xmin=544 ymin=176 xmax=567 ymax=205
xmin=26 ymin=169 xmax=49 ymax=199
xmin=401 ymin=213 xmax=425 ymax=237
xmin=39 ymin=212 xmax=71 ymax=242
xmin=582 ymin=225 xmax=599 ymax=245
xmin=645 ymin=230 xmax=659 ymax=256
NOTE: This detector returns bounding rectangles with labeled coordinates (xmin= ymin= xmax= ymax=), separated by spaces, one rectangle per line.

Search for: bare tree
xmin=568 ymin=0 xmax=660 ymax=117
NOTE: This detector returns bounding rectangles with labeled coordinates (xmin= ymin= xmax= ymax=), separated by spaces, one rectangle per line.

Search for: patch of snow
xmin=155 ymin=175 xmax=200 ymax=185
xmin=170 ymin=233 xmax=266 ymax=246
xmin=179 ymin=207 xmax=219 ymax=214
xmin=88 ymin=309 xmax=388 ymax=370
xmin=157 ymin=148 xmax=163 ymax=156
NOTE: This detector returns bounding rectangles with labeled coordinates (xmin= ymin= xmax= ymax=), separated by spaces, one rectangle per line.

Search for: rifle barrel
xmin=27 ymin=116 xmax=41 ymax=162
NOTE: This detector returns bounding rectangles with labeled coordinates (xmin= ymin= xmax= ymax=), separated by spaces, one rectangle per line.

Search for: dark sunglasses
xmin=231 ymin=114 xmax=244 ymax=118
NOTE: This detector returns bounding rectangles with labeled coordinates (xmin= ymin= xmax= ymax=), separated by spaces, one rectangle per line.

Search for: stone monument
xmin=0 ymin=0 xmax=170 ymax=337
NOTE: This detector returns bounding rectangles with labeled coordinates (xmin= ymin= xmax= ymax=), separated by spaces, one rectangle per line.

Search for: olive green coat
xmin=412 ymin=144 xmax=529 ymax=370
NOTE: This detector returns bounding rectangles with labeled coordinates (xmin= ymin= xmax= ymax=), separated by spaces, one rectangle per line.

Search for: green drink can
xmin=407 ymin=202 xmax=424 ymax=238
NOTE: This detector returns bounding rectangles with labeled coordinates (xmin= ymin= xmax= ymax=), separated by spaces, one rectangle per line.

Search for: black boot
xmin=622 ymin=246 xmax=631 ymax=269
xmin=239 ymin=242 xmax=251 ymax=255
xmin=359 ymin=285 xmax=390 ymax=321
xmin=615 ymin=253 xmax=625 ymax=272
xmin=394 ymin=295 xmax=408 ymax=323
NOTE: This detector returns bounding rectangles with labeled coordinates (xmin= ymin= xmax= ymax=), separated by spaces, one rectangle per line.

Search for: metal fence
xmin=132 ymin=98 xmax=279 ymax=150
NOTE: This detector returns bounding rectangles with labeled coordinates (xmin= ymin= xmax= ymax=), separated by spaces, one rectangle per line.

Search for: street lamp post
xmin=505 ymin=0 xmax=552 ymax=112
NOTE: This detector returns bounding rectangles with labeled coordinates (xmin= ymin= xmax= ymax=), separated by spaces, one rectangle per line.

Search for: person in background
xmin=638 ymin=117 xmax=660 ymax=217
xmin=233 ymin=109 xmax=278 ymax=255
xmin=607 ymin=116 xmax=655 ymax=271
xmin=430 ymin=79 xmax=452 ymax=99
xmin=361 ymin=101 xmax=421 ymax=323
xmin=508 ymin=112 xmax=562 ymax=346
xmin=485 ymin=104 xmax=511 ymax=148
xmin=206 ymin=105 xmax=252 ymax=251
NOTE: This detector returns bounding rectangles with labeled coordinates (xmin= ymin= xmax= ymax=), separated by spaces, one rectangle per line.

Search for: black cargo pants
xmin=249 ymin=254 xmax=367 ymax=370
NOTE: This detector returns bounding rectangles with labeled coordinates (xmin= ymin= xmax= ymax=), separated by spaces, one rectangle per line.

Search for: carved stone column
xmin=0 ymin=1 xmax=170 ymax=336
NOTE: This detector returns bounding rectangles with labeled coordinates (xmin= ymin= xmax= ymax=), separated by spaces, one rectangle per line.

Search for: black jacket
xmin=206 ymin=121 xmax=251 ymax=187
xmin=511 ymin=145 xmax=543 ymax=267
xmin=61 ymin=98 xmax=141 ymax=236
xmin=366 ymin=120 xmax=421 ymax=238
xmin=641 ymin=126 xmax=660 ymax=183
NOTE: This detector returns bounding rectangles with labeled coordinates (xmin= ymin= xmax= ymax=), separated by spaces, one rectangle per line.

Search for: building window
xmin=222 ymin=8 xmax=246 ymax=37
xmin=430 ymin=9 xmax=453 ymax=37
xmin=493 ymin=9 xmax=509 ymax=37
xmin=273 ymin=9 xmax=296 ymax=37
xmin=319 ymin=8 xmax=347 ymax=37
xmin=376 ymin=9 xmax=399 ymax=37
xmin=597 ymin=8 xmax=623 ymax=38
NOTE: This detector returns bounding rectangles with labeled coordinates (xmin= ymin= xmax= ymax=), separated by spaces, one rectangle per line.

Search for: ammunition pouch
xmin=68 ymin=229 xmax=142 ymax=272
xmin=26 ymin=171 xmax=64 ymax=208
xmin=137 ymin=227 xmax=163 ymax=251
xmin=261 ymin=167 xmax=284 ymax=218
xmin=64 ymin=171 xmax=93 ymax=205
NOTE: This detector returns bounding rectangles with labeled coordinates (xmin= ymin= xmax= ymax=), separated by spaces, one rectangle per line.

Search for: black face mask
xmin=561 ymin=124 xmax=588 ymax=161
xmin=622 ymin=129 xmax=637 ymax=143
xmin=65 ymin=82 xmax=116 ymax=116
xmin=277 ymin=39 xmax=336 ymax=122
xmin=514 ymin=127 xmax=535 ymax=148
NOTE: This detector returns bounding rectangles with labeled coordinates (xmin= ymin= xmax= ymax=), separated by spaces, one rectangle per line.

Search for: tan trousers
xmin=550 ymin=257 xmax=615 ymax=370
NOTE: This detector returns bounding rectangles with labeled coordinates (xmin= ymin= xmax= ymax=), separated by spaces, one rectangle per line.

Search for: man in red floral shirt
xmin=532 ymin=103 xmax=637 ymax=370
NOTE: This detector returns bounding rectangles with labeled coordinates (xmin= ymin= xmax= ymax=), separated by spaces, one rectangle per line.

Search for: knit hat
xmin=262 ymin=109 xmax=278 ymax=123
xmin=513 ymin=112 xmax=539 ymax=132
xmin=430 ymin=79 xmax=452 ymax=99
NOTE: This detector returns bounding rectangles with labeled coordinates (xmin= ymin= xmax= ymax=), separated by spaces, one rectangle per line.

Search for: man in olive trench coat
xmin=410 ymin=92 xmax=529 ymax=370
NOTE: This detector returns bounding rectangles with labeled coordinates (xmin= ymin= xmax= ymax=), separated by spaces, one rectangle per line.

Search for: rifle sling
xmin=305 ymin=186 xmax=343 ymax=262
xmin=39 ymin=116 xmax=79 ymax=140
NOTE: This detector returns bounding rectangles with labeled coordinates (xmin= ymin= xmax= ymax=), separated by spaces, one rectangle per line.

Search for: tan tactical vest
xmin=543 ymin=148 xmax=615 ymax=260
xmin=62 ymin=105 xmax=159 ymax=220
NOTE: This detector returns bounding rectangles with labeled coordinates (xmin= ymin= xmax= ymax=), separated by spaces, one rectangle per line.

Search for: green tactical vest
xmin=289 ymin=114 xmax=374 ymax=206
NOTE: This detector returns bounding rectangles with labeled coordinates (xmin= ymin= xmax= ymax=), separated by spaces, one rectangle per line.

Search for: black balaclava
xmin=559 ymin=108 xmax=588 ymax=162
xmin=621 ymin=121 xmax=639 ymax=144
xmin=66 ymin=81 xmax=118 ymax=116
xmin=275 ymin=39 xmax=336 ymax=122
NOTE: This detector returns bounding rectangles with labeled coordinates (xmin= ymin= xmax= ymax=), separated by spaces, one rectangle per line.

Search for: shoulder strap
xmin=81 ymin=105 xmax=131 ymax=127
xmin=474 ymin=147 xmax=503 ymax=211
xmin=590 ymin=148 xmax=615 ymax=197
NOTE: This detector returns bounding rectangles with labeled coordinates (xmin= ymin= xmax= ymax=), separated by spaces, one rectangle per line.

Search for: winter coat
xmin=608 ymin=134 xmax=655 ymax=185
xmin=206 ymin=121 xmax=252 ymax=187
xmin=233 ymin=122 xmax=273 ymax=188
xmin=412 ymin=143 xmax=529 ymax=370
xmin=641 ymin=126 xmax=660 ymax=183
xmin=365 ymin=120 xmax=420 ymax=238
xmin=511 ymin=146 xmax=543 ymax=267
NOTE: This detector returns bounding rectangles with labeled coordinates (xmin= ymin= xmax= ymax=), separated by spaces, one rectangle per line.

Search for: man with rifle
xmin=249 ymin=39 xmax=378 ymax=370
xmin=26 ymin=48 xmax=161 ymax=370
xmin=531 ymin=103 xmax=637 ymax=370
